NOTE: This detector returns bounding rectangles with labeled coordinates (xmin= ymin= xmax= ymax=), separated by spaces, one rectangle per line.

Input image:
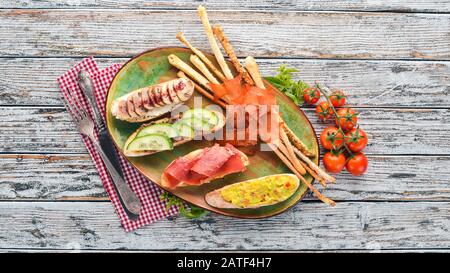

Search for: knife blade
xmin=77 ymin=70 xmax=141 ymax=219
xmin=77 ymin=70 xmax=124 ymax=173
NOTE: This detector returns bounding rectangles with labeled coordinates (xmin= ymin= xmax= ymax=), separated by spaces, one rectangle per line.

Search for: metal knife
xmin=78 ymin=70 xmax=141 ymax=220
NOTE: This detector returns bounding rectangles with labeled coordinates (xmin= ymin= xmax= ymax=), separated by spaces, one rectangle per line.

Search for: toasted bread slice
xmin=205 ymin=173 xmax=299 ymax=209
xmin=111 ymin=78 xmax=194 ymax=123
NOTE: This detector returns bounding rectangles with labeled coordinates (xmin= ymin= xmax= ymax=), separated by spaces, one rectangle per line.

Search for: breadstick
xmin=279 ymin=129 xmax=306 ymax=175
xmin=282 ymin=123 xmax=315 ymax=157
xmin=279 ymin=126 xmax=326 ymax=186
xmin=212 ymin=25 xmax=254 ymax=85
xmin=197 ymin=5 xmax=234 ymax=79
xmin=280 ymin=120 xmax=332 ymax=182
xmin=278 ymin=139 xmax=327 ymax=187
xmin=278 ymin=131 xmax=326 ymax=186
xmin=298 ymin=160 xmax=327 ymax=187
xmin=245 ymin=56 xmax=265 ymax=89
xmin=176 ymin=32 xmax=225 ymax=82
xmin=245 ymin=56 xmax=319 ymax=178
xmin=168 ymin=54 xmax=210 ymax=90
xmin=293 ymin=146 xmax=336 ymax=184
xmin=190 ymin=55 xmax=220 ymax=84
xmin=177 ymin=71 xmax=227 ymax=109
xmin=189 ymin=55 xmax=233 ymax=102
xmin=268 ymin=143 xmax=335 ymax=206
xmin=245 ymin=55 xmax=317 ymax=161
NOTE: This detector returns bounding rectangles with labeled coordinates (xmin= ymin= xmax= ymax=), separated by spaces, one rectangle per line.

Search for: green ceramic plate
xmin=106 ymin=47 xmax=319 ymax=218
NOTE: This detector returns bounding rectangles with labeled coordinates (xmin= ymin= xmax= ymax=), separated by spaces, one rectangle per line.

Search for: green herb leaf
xmin=180 ymin=205 xmax=210 ymax=219
xmin=160 ymin=191 xmax=209 ymax=219
xmin=265 ymin=65 xmax=310 ymax=106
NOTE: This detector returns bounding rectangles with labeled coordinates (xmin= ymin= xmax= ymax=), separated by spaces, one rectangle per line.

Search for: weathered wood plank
xmin=0 ymin=154 xmax=106 ymax=200
xmin=314 ymin=108 xmax=450 ymax=155
xmin=1 ymin=154 xmax=449 ymax=201
xmin=0 ymin=58 xmax=120 ymax=106
xmin=3 ymin=248 xmax=449 ymax=253
xmin=3 ymin=0 xmax=450 ymax=13
xmin=1 ymin=107 xmax=448 ymax=155
xmin=1 ymin=10 xmax=449 ymax=59
xmin=2 ymin=58 xmax=450 ymax=107
xmin=1 ymin=201 xmax=449 ymax=250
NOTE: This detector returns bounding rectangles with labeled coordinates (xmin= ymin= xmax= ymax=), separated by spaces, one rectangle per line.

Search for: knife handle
xmin=78 ymin=70 xmax=124 ymax=175
xmin=78 ymin=70 xmax=104 ymax=126
xmin=91 ymin=140 xmax=142 ymax=217
xmin=78 ymin=70 xmax=141 ymax=219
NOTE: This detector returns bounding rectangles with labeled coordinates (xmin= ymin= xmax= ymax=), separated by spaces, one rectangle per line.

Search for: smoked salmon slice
xmin=208 ymin=82 xmax=228 ymax=101
xmin=208 ymin=74 xmax=276 ymax=106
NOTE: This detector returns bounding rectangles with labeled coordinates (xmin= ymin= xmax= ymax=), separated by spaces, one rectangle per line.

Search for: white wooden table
xmin=1 ymin=1 xmax=450 ymax=252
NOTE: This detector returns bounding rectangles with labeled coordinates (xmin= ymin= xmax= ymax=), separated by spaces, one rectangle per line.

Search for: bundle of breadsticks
xmin=168 ymin=5 xmax=336 ymax=206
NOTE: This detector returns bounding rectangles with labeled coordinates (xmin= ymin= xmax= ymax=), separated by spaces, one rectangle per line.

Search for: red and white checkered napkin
xmin=57 ymin=57 xmax=178 ymax=232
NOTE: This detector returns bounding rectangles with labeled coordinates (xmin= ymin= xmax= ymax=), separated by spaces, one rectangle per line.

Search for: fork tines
xmin=61 ymin=89 xmax=88 ymax=122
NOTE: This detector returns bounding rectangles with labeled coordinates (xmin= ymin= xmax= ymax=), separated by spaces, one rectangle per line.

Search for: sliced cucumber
xmin=206 ymin=111 xmax=219 ymax=125
xmin=182 ymin=108 xmax=219 ymax=126
xmin=126 ymin=133 xmax=173 ymax=152
xmin=173 ymin=120 xmax=195 ymax=138
xmin=181 ymin=108 xmax=204 ymax=120
xmin=136 ymin=123 xmax=179 ymax=139
xmin=181 ymin=116 xmax=214 ymax=132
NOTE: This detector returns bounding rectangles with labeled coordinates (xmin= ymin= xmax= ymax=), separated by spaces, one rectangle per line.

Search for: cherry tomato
xmin=329 ymin=90 xmax=346 ymax=107
xmin=320 ymin=126 xmax=344 ymax=150
xmin=323 ymin=152 xmax=346 ymax=173
xmin=335 ymin=108 xmax=358 ymax=131
xmin=316 ymin=102 xmax=333 ymax=122
xmin=345 ymin=128 xmax=368 ymax=152
xmin=303 ymin=87 xmax=320 ymax=105
xmin=346 ymin=152 xmax=368 ymax=176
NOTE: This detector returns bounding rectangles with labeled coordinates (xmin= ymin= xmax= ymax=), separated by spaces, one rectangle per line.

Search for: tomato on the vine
xmin=335 ymin=108 xmax=358 ymax=131
xmin=346 ymin=152 xmax=368 ymax=176
xmin=303 ymin=87 xmax=320 ymax=105
xmin=316 ymin=102 xmax=333 ymax=121
xmin=329 ymin=90 xmax=346 ymax=107
xmin=345 ymin=128 xmax=368 ymax=152
xmin=323 ymin=152 xmax=346 ymax=173
xmin=320 ymin=126 xmax=344 ymax=150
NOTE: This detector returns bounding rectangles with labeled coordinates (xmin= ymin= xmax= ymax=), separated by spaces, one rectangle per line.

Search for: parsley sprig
xmin=160 ymin=191 xmax=209 ymax=219
xmin=265 ymin=65 xmax=310 ymax=106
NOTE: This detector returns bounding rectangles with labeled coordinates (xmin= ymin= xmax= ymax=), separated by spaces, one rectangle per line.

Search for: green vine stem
xmin=315 ymin=82 xmax=356 ymax=159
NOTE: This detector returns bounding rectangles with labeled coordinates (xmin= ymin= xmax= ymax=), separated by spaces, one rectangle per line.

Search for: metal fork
xmin=62 ymin=91 xmax=141 ymax=219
